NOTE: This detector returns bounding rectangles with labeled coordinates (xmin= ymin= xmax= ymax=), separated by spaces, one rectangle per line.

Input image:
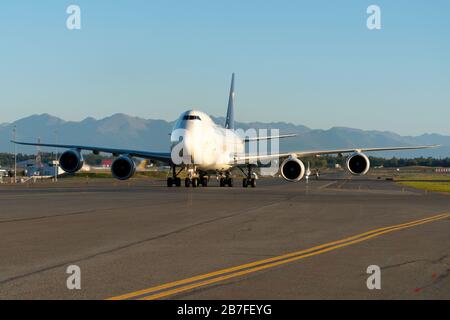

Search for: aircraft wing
xmin=11 ymin=141 xmax=172 ymax=163
xmin=244 ymin=133 xmax=297 ymax=142
xmin=233 ymin=145 xmax=439 ymax=164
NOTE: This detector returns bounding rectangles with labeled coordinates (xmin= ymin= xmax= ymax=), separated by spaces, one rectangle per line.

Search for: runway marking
xmin=108 ymin=212 xmax=450 ymax=300
xmin=318 ymin=181 xmax=337 ymax=189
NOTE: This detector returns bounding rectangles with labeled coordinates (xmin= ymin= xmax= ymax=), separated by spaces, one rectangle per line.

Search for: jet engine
xmin=346 ymin=152 xmax=370 ymax=175
xmin=59 ymin=149 xmax=84 ymax=173
xmin=111 ymin=156 xmax=136 ymax=180
xmin=280 ymin=156 xmax=305 ymax=182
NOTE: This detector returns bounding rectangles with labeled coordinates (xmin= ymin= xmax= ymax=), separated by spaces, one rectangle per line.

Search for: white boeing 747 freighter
xmin=13 ymin=74 xmax=437 ymax=188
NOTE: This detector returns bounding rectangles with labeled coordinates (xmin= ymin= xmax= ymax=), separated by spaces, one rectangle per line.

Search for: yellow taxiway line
xmin=108 ymin=212 xmax=450 ymax=300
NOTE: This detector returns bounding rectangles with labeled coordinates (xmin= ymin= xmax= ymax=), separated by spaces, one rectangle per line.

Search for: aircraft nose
xmin=170 ymin=128 xmax=195 ymax=161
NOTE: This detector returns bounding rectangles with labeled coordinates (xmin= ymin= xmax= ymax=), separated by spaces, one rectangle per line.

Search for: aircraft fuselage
xmin=170 ymin=110 xmax=244 ymax=171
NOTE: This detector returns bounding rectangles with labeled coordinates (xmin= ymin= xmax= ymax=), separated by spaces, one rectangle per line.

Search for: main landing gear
xmin=168 ymin=166 xmax=256 ymax=188
xmin=167 ymin=166 xmax=182 ymax=187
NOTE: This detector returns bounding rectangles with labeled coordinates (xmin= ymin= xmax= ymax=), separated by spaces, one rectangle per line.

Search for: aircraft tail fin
xmin=225 ymin=73 xmax=235 ymax=129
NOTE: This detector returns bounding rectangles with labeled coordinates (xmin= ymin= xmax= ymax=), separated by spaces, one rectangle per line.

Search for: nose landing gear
xmin=185 ymin=177 xmax=204 ymax=187
xmin=167 ymin=177 xmax=181 ymax=187
xmin=200 ymin=176 xmax=208 ymax=187
xmin=218 ymin=171 xmax=233 ymax=187
xmin=241 ymin=165 xmax=256 ymax=188
xmin=183 ymin=167 xmax=209 ymax=188
xmin=219 ymin=177 xmax=233 ymax=187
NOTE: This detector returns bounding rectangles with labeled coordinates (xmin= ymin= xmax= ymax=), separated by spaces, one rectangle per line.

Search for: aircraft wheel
xmin=219 ymin=178 xmax=225 ymax=187
xmin=192 ymin=178 xmax=199 ymax=187
xmin=228 ymin=178 xmax=233 ymax=187
xmin=185 ymin=178 xmax=191 ymax=187
xmin=242 ymin=178 xmax=248 ymax=188
xmin=167 ymin=177 xmax=173 ymax=187
xmin=201 ymin=177 xmax=208 ymax=187
xmin=175 ymin=177 xmax=181 ymax=187
xmin=250 ymin=178 xmax=256 ymax=188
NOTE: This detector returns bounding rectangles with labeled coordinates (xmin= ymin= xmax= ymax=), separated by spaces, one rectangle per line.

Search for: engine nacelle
xmin=111 ymin=156 xmax=136 ymax=180
xmin=59 ymin=149 xmax=84 ymax=173
xmin=346 ymin=152 xmax=370 ymax=175
xmin=280 ymin=156 xmax=305 ymax=182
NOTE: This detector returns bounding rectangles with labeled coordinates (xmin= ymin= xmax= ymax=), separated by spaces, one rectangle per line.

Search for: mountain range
xmin=1 ymin=113 xmax=449 ymax=158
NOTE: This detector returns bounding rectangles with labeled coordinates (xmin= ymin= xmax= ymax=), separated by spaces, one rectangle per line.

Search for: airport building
xmin=17 ymin=159 xmax=63 ymax=178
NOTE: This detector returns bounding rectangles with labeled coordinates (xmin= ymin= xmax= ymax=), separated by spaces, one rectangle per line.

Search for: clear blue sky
xmin=1 ymin=1 xmax=449 ymax=135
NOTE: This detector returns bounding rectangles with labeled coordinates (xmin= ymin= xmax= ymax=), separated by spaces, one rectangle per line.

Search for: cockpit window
xmin=183 ymin=115 xmax=201 ymax=120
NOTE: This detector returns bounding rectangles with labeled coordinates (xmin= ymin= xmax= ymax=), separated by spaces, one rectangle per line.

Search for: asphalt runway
xmin=0 ymin=173 xmax=449 ymax=299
